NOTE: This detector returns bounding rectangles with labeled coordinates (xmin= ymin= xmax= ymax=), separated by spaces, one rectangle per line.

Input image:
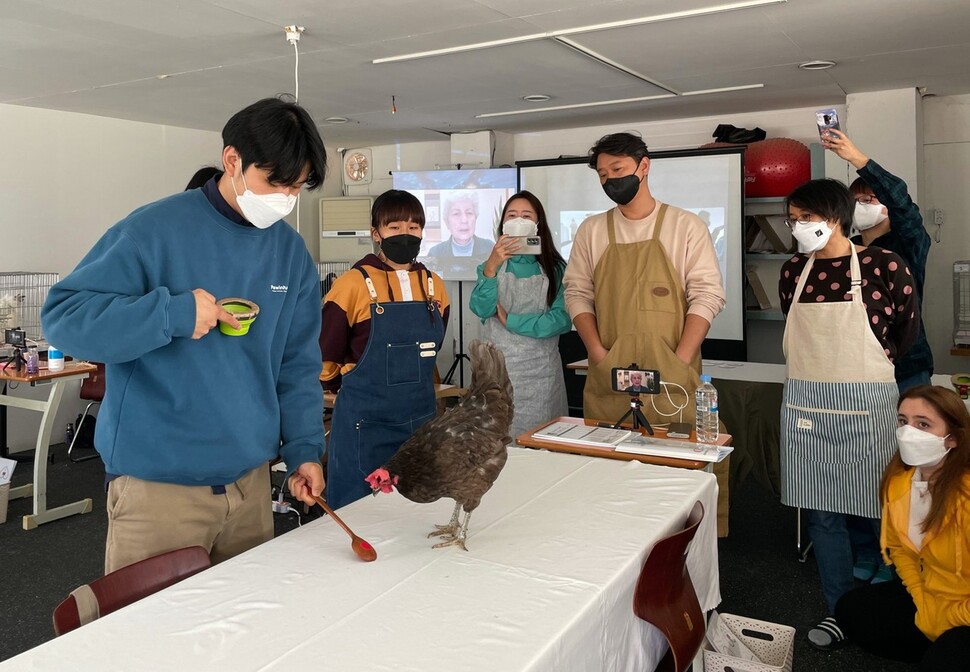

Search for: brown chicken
xmin=365 ymin=340 xmax=513 ymax=550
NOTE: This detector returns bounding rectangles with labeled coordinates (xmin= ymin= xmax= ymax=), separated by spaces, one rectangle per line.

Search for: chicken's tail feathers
xmin=468 ymin=340 xmax=513 ymax=401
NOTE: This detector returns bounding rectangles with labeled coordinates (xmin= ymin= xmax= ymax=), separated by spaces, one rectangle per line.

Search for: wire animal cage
xmin=317 ymin=261 xmax=352 ymax=301
xmin=955 ymin=261 xmax=970 ymax=347
xmin=0 ymin=272 xmax=59 ymax=342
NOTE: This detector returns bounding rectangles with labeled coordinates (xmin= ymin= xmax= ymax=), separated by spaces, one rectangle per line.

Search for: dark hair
xmin=848 ymin=176 xmax=873 ymax=195
xmin=881 ymin=385 xmax=970 ymax=535
xmin=496 ymin=191 xmax=566 ymax=308
xmin=371 ymin=190 xmax=426 ymax=230
xmin=587 ymin=132 xmax=650 ymax=169
xmin=185 ymin=166 xmax=221 ymax=191
xmin=786 ymin=178 xmax=854 ymax=236
xmin=221 ymin=96 xmax=327 ymax=190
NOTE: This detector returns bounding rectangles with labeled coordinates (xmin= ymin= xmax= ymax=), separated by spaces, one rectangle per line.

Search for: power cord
xmin=284 ymin=25 xmax=304 ymax=234
xmin=651 ymin=381 xmax=689 ymax=424
xmin=271 ymin=486 xmax=302 ymax=527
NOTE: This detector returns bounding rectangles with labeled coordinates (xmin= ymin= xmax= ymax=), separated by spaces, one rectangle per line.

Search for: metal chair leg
xmin=68 ymin=401 xmax=100 ymax=463
xmin=796 ymin=506 xmax=813 ymax=563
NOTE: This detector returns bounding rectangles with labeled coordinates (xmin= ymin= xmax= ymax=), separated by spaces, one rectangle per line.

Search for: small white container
xmin=47 ymin=346 xmax=65 ymax=372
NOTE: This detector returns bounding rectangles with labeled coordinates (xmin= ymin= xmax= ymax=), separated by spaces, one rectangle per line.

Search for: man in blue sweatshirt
xmin=42 ymin=97 xmax=328 ymax=573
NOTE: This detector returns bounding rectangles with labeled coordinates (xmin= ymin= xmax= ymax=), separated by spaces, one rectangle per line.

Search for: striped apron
xmin=780 ymin=246 xmax=898 ymax=519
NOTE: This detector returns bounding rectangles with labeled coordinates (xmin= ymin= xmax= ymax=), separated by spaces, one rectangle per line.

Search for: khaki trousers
xmin=104 ymin=465 xmax=273 ymax=574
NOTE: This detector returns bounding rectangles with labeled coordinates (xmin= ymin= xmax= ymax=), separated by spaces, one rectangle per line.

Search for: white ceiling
xmin=3 ymin=0 xmax=970 ymax=148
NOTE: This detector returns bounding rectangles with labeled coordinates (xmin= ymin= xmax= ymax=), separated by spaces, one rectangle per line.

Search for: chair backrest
xmin=78 ymin=362 xmax=106 ymax=402
xmin=52 ymin=546 xmax=210 ymax=636
xmin=633 ymin=500 xmax=706 ymax=672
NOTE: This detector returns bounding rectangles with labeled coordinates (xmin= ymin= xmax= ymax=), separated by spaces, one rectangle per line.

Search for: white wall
xmin=0 ymin=103 xmax=222 ymax=453
xmin=923 ymin=94 xmax=970 ymax=376
xmin=0 ymin=103 xmax=222 ymax=280
xmin=847 ymin=89 xmax=923 ymax=201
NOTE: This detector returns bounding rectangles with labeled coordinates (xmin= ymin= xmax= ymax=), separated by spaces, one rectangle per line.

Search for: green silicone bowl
xmin=217 ymin=298 xmax=259 ymax=336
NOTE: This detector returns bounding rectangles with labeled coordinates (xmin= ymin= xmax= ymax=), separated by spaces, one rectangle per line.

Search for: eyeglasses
xmin=784 ymin=218 xmax=818 ymax=229
xmin=855 ymin=196 xmax=878 ymax=205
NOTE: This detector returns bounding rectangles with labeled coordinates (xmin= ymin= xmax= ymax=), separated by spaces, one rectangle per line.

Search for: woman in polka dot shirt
xmin=777 ymin=178 xmax=919 ymax=651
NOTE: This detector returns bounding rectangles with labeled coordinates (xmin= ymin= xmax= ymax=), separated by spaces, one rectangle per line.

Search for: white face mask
xmin=791 ymin=220 xmax=835 ymax=254
xmin=896 ymin=424 xmax=950 ymax=468
xmin=232 ymin=168 xmax=297 ymax=229
xmin=853 ymin=201 xmax=888 ymax=231
xmin=503 ymin=217 xmax=538 ymax=237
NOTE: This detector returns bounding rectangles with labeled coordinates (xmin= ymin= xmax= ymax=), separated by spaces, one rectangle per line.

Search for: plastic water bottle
xmin=25 ymin=347 xmax=39 ymax=374
xmin=47 ymin=346 xmax=65 ymax=372
xmin=695 ymin=374 xmax=719 ymax=444
xmin=66 ymin=422 xmax=75 ymax=446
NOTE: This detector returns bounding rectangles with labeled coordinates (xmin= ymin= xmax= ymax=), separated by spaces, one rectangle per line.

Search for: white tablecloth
xmin=4 ymin=448 xmax=720 ymax=672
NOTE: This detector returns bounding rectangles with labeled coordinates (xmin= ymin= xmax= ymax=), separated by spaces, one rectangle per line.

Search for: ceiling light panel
xmin=373 ymin=0 xmax=787 ymax=63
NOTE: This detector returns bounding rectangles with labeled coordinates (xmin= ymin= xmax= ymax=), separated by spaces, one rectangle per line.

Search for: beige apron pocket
xmin=590 ymin=336 xmax=638 ymax=395
xmin=784 ymin=404 xmax=873 ymax=464
xmin=638 ymin=281 xmax=678 ymax=314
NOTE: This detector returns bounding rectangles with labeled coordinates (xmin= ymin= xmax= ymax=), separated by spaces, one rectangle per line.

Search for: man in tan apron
xmin=563 ymin=132 xmax=725 ymax=428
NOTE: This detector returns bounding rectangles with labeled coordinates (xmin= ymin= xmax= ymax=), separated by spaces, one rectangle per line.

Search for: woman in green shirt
xmin=470 ymin=191 xmax=571 ymax=436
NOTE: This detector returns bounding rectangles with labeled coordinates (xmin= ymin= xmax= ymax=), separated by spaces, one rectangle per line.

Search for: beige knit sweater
xmin=562 ymin=203 xmax=726 ymax=325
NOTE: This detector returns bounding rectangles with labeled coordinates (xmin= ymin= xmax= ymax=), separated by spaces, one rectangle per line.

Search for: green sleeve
xmin=505 ymin=274 xmax=572 ymax=339
xmin=469 ymin=263 xmax=498 ymax=321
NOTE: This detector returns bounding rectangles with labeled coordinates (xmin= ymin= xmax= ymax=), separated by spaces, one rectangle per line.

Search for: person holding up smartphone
xmin=822 ymin=129 xmax=936 ymax=590
xmin=822 ymin=129 xmax=933 ymax=393
xmin=469 ymin=191 xmax=571 ymax=437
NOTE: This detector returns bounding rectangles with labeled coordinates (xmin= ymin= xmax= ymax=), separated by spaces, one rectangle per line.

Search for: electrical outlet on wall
xmin=933 ymin=208 xmax=945 ymax=226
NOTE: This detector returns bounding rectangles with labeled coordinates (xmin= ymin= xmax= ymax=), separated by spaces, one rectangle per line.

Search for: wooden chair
xmin=52 ymin=546 xmax=211 ymax=636
xmin=67 ymin=362 xmax=105 ymax=462
xmin=633 ymin=501 xmax=706 ymax=672
xmin=432 ymin=367 xmax=467 ymax=416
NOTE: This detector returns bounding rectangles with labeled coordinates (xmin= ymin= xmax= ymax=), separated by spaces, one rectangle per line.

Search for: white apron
xmin=483 ymin=263 xmax=567 ymax=437
xmin=780 ymin=246 xmax=898 ymax=518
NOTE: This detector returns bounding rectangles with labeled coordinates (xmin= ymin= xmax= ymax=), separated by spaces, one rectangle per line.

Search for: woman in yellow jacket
xmin=836 ymin=385 xmax=970 ymax=670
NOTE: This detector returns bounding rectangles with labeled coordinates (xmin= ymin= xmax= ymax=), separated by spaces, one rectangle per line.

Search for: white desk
xmin=2 ymin=448 xmax=720 ymax=672
xmin=0 ymin=361 xmax=95 ymax=529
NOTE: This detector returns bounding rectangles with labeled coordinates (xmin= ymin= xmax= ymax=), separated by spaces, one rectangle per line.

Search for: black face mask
xmin=602 ymin=173 xmax=643 ymax=206
xmin=380 ymin=233 xmax=422 ymax=264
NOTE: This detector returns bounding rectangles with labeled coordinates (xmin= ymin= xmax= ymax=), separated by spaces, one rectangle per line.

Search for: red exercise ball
xmin=743 ymin=138 xmax=810 ymax=198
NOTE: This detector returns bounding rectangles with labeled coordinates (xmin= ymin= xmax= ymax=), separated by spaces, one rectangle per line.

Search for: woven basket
xmin=704 ymin=614 xmax=795 ymax=672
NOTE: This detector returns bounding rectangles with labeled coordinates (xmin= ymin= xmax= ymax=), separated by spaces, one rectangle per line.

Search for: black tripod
xmin=440 ymin=281 xmax=470 ymax=387
xmin=0 ymin=346 xmax=27 ymax=373
xmin=613 ymin=394 xmax=654 ymax=435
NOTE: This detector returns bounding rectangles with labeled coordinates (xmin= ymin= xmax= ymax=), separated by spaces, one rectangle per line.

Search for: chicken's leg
xmin=432 ymin=509 xmax=472 ymax=551
xmin=428 ymin=501 xmax=462 ymax=539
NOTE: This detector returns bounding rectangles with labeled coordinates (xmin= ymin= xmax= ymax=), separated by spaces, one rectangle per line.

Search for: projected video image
xmin=393 ymin=168 xmax=518 ymax=281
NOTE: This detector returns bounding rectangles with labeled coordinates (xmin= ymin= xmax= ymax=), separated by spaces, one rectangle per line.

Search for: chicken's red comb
xmin=364 ymin=468 xmax=396 ymax=493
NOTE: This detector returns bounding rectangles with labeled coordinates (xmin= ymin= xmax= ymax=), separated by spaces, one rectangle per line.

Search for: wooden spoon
xmin=312 ymin=495 xmax=377 ymax=562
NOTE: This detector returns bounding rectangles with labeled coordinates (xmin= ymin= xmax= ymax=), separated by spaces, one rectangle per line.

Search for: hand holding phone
xmin=816 ymin=108 xmax=840 ymax=140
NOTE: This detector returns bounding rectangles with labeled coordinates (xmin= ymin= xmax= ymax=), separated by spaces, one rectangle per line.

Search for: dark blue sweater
xmin=41 ymin=189 xmax=324 ymax=485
